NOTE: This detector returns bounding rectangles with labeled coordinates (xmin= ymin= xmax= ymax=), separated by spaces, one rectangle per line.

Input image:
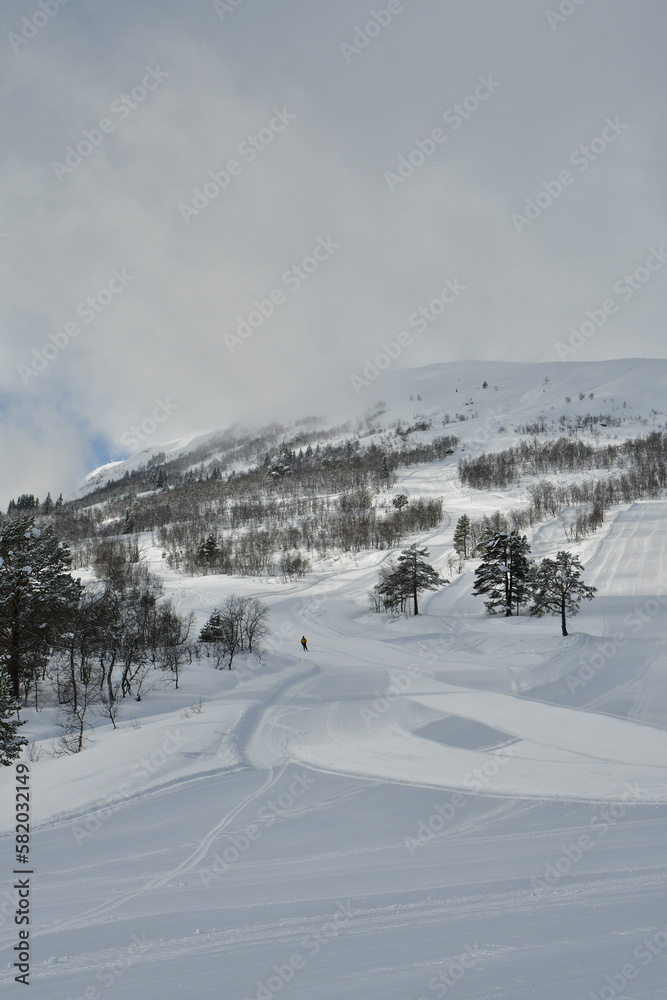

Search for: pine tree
xmin=373 ymin=560 xmax=405 ymax=614
xmin=41 ymin=493 xmax=53 ymax=515
xmin=453 ymin=514 xmax=472 ymax=560
xmin=0 ymin=670 xmax=28 ymax=766
xmin=0 ymin=671 xmax=28 ymax=765
xmin=379 ymin=545 xmax=445 ymax=616
xmin=197 ymin=535 xmax=219 ymax=568
xmin=0 ymin=516 xmax=83 ymax=698
xmin=392 ymin=493 xmax=409 ymax=511
xmin=472 ymin=531 xmax=532 ymax=617
xmin=16 ymin=494 xmax=37 ymax=511
xmin=529 ymin=550 xmax=597 ymax=636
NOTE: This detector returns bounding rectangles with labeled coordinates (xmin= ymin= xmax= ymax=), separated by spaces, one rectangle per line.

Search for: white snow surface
xmin=3 ymin=361 xmax=667 ymax=998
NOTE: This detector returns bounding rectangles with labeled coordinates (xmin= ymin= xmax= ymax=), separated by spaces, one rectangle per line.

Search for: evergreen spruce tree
xmin=0 ymin=671 xmax=28 ymax=765
xmin=378 ymin=545 xmax=445 ymax=616
xmin=529 ymin=550 xmax=597 ymax=636
xmin=453 ymin=514 xmax=472 ymax=560
xmin=197 ymin=535 xmax=219 ymax=569
xmin=472 ymin=531 xmax=532 ymax=617
xmin=0 ymin=515 xmax=83 ymax=698
xmin=16 ymin=494 xmax=37 ymax=511
xmin=373 ymin=560 xmax=404 ymax=614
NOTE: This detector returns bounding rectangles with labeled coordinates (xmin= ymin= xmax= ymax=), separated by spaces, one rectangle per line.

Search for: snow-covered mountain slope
xmin=3 ymin=358 xmax=667 ymax=999
xmin=81 ymin=357 xmax=667 ymax=493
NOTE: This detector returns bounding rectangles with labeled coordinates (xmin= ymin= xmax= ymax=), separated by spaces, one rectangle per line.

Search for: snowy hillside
xmin=2 ymin=359 xmax=667 ymax=999
xmin=82 ymin=357 xmax=667 ymax=492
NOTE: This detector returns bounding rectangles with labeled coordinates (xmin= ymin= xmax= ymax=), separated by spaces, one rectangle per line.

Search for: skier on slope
xmin=301 ymin=636 xmax=308 ymax=651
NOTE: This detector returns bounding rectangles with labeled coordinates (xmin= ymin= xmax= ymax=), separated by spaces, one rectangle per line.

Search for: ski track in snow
xmin=2 ymin=476 xmax=667 ymax=997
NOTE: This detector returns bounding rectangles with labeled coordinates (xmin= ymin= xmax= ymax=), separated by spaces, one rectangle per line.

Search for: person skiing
xmin=300 ymin=636 xmax=308 ymax=651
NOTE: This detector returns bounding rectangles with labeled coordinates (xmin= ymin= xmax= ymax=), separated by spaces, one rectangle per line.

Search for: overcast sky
xmin=1 ymin=0 xmax=666 ymax=504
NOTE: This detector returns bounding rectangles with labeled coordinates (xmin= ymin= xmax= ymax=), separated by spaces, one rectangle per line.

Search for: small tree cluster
xmin=472 ymin=531 xmax=597 ymax=633
xmin=0 ymin=516 xmax=198 ymax=753
xmin=199 ymin=597 xmax=271 ymax=668
xmin=279 ymin=550 xmax=311 ymax=581
xmin=0 ymin=516 xmax=83 ymax=699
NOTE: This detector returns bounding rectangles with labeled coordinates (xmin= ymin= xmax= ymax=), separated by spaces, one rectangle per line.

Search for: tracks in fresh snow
xmin=45 ymin=763 xmax=288 ymax=935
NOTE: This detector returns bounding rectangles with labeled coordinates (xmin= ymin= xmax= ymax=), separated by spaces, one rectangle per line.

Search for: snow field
xmin=2 ymin=455 xmax=667 ymax=996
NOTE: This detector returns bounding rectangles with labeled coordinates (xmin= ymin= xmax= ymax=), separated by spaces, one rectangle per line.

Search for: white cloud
xmin=1 ymin=0 xmax=666 ymax=502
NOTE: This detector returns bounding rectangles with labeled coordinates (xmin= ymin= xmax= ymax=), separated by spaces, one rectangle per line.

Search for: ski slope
xmin=2 ymin=493 xmax=667 ymax=997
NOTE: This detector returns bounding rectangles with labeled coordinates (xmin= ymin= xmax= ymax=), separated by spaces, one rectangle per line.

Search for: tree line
xmin=459 ymin=430 xmax=667 ymax=491
xmin=0 ymin=517 xmax=201 ymax=759
xmin=370 ymin=532 xmax=596 ymax=637
xmin=154 ymin=493 xmax=444 ymax=576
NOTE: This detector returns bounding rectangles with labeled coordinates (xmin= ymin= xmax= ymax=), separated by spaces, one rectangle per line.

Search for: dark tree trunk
xmin=9 ymin=635 xmax=21 ymax=699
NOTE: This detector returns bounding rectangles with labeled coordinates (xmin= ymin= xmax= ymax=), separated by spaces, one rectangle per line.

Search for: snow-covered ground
xmin=2 ymin=464 xmax=667 ymax=997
